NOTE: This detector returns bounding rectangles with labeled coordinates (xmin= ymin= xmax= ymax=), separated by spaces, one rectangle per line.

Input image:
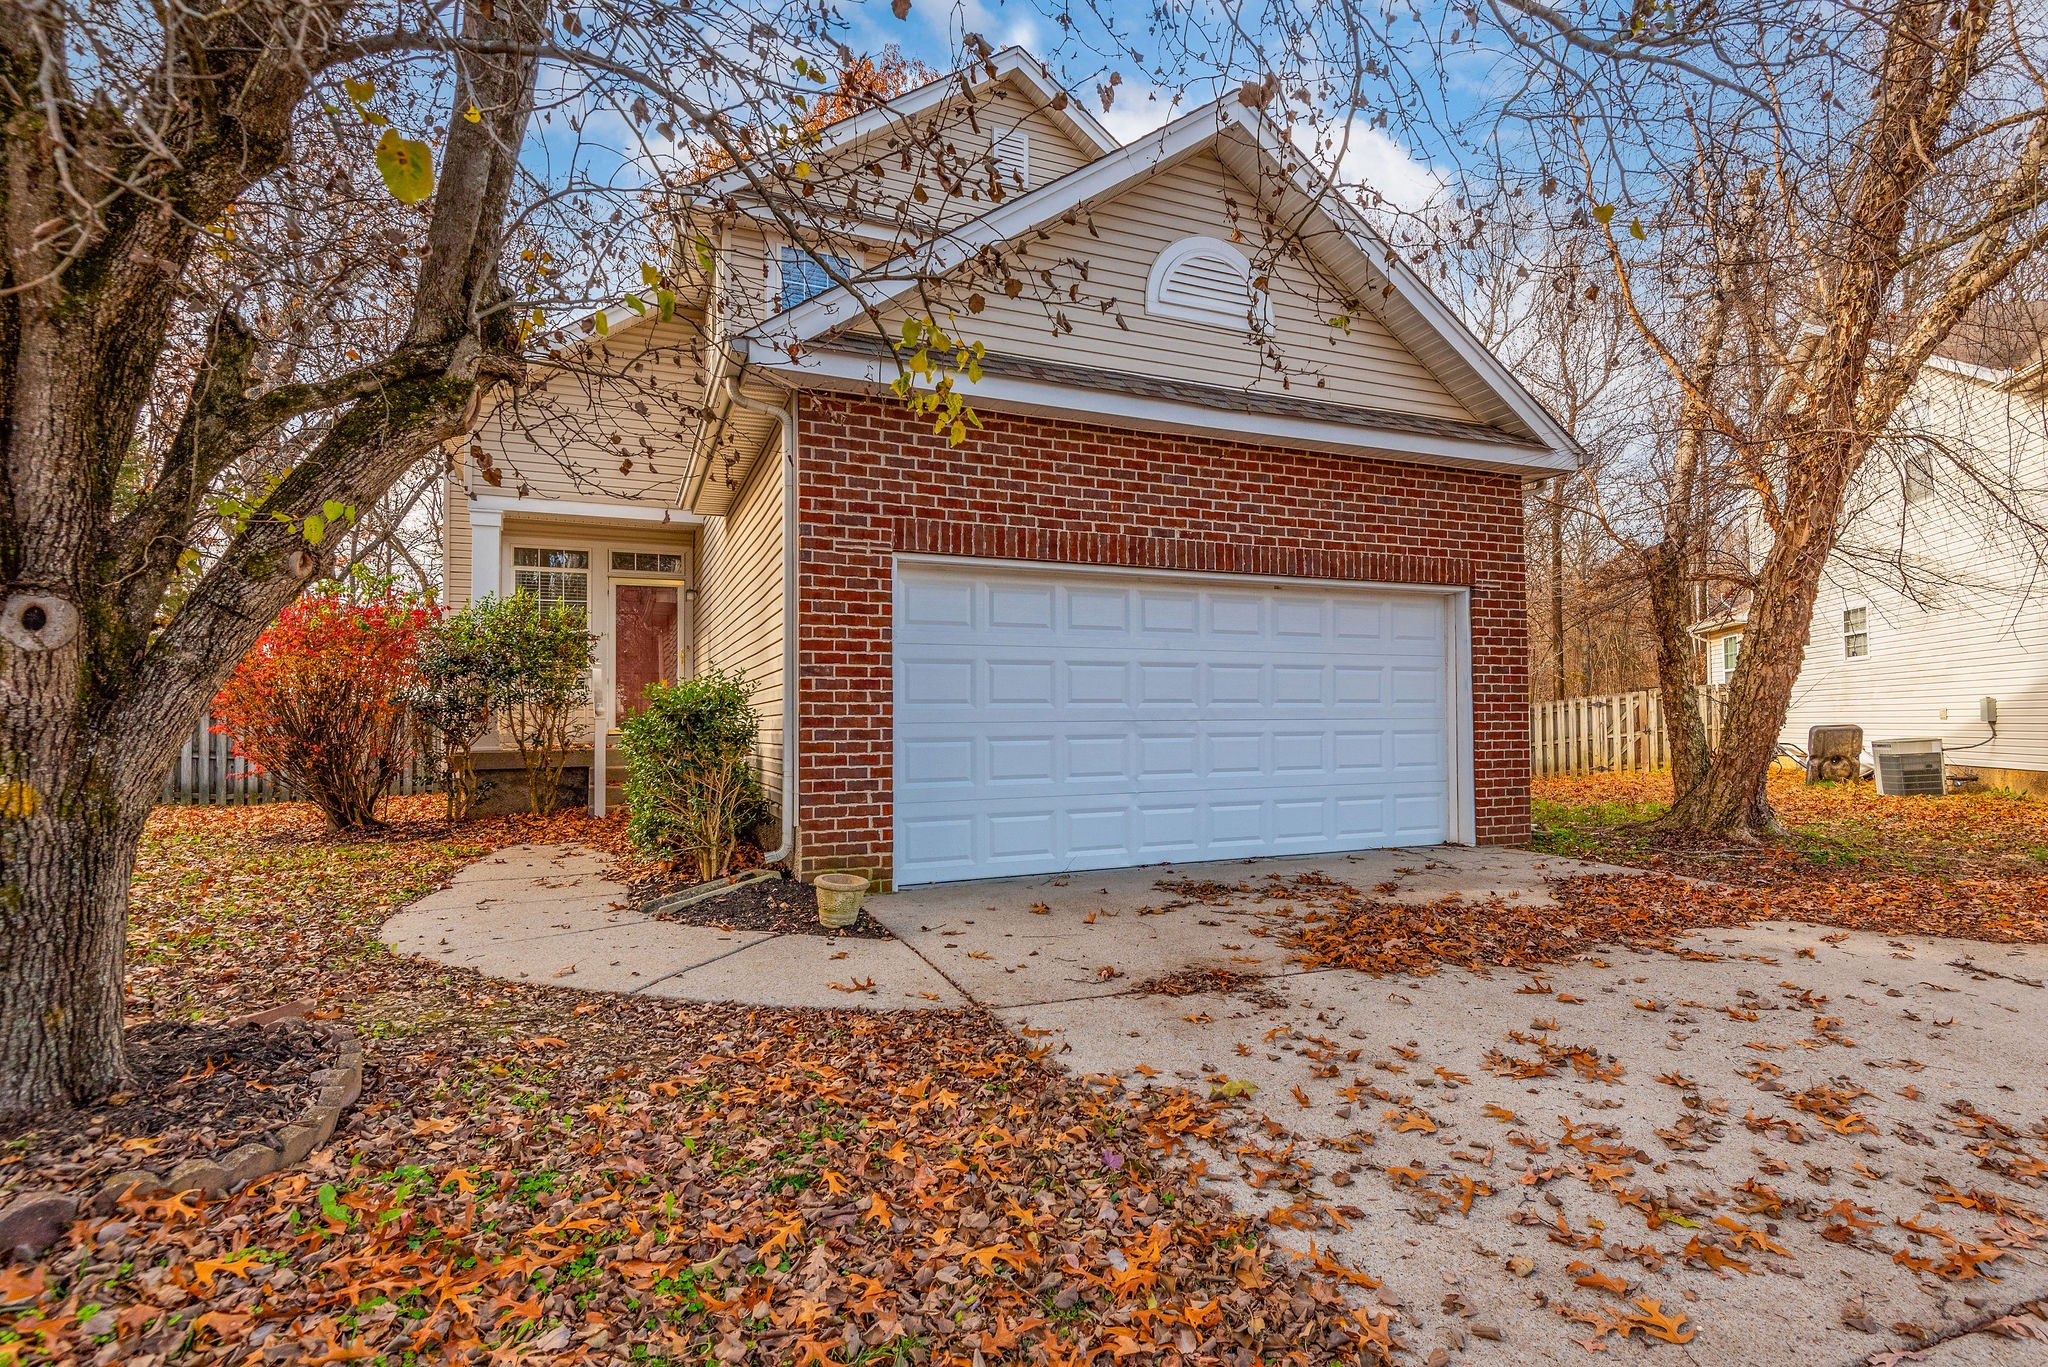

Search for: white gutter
xmin=722 ymin=378 xmax=801 ymax=868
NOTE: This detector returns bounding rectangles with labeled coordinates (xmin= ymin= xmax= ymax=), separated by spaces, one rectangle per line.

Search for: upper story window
xmin=512 ymin=547 xmax=590 ymax=618
xmin=1145 ymin=236 xmax=1268 ymax=333
xmin=776 ymin=245 xmax=852 ymax=312
xmin=1903 ymin=450 xmax=1936 ymax=505
xmin=1843 ymin=606 xmax=1870 ymax=659
xmin=1722 ymin=635 xmax=1741 ymax=675
xmin=990 ymin=129 xmax=1029 ymax=195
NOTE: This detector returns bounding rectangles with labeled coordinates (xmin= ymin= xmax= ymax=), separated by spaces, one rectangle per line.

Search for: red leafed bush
xmin=212 ymin=583 xmax=435 ymax=828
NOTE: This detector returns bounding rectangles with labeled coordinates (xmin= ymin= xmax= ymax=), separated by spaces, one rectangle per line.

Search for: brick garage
xmin=795 ymin=392 xmax=1531 ymax=883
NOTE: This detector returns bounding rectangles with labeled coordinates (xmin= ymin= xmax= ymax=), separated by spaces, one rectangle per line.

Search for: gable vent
xmin=1145 ymin=236 xmax=1267 ymax=332
xmin=990 ymin=129 xmax=1029 ymax=195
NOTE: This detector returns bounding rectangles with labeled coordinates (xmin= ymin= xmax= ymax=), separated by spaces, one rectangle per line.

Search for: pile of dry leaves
xmin=1 ymin=797 xmax=1398 ymax=1367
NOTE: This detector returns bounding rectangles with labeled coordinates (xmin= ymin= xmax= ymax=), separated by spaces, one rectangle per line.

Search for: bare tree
xmin=0 ymin=0 xmax=1009 ymax=1125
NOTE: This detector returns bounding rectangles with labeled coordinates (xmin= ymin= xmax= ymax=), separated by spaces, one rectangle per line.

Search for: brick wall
xmin=795 ymin=393 xmax=1531 ymax=883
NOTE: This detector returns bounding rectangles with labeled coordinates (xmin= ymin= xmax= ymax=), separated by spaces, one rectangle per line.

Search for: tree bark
xmin=1547 ymin=485 xmax=1567 ymax=700
xmin=0 ymin=0 xmax=544 ymax=1126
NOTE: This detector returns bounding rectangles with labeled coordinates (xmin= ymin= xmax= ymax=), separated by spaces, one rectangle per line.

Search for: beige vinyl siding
xmin=876 ymin=151 xmax=1476 ymax=421
xmin=444 ymin=465 xmax=472 ymax=608
xmin=693 ymin=439 xmax=787 ymax=815
xmin=1768 ymin=368 xmax=2048 ymax=772
xmin=468 ymin=314 xmax=706 ymax=509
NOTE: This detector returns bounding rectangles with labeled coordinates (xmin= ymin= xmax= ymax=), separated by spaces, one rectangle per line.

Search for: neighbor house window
xmin=1722 ymin=635 xmax=1741 ymax=675
xmin=1903 ymin=450 xmax=1936 ymax=505
xmin=611 ymin=551 xmax=684 ymax=574
xmin=512 ymin=547 xmax=589 ymax=618
xmin=1843 ymin=606 xmax=1869 ymax=659
xmin=776 ymin=246 xmax=852 ymax=312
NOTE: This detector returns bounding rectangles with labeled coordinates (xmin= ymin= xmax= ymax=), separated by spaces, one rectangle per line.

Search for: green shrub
xmin=470 ymin=592 xmax=596 ymax=817
xmin=405 ymin=606 xmax=499 ymax=820
xmin=619 ymin=669 xmax=772 ymax=880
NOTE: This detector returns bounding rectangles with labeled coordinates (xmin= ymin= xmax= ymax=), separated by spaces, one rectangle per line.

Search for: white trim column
xmin=470 ymin=508 xmax=503 ymax=601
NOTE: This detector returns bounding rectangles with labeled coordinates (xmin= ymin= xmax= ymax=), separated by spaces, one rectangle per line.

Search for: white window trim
xmin=1722 ymin=634 xmax=1740 ymax=677
xmin=1842 ymin=602 xmax=1872 ymax=662
xmin=768 ymin=241 xmax=853 ymax=315
xmin=990 ymin=127 xmax=1030 ymax=193
xmin=1144 ymin=235 xmax=1270 ymax=333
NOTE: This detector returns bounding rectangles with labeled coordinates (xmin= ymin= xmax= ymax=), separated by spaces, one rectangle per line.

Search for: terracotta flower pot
xmin=814 ymin=873 xmax=870 ymax=929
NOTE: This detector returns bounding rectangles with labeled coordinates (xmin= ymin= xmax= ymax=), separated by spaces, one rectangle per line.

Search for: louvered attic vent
xmin=1145 ymin=236 xmax=1268 ymax=332
xmin=990 ymin=129 xmax=1029 ymax=194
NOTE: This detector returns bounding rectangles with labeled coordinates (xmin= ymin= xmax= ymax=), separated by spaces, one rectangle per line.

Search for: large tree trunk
xmin=1640 ymin=541 xmax=1711 ymax=801
xmin=1547 ymin=488 xmax=1567 ymax=700
xmin=1664 ymin=455 xmax=1846 ymax=839
xmin=0 ymin=794 xmax=153 ymax=1119
xmin=0 ymin=0 xmax=544 ymax=1126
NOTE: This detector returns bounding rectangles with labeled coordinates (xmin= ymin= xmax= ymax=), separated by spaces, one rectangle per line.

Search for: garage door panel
xmin=895 ymin=563 xmax=1454 ymax=883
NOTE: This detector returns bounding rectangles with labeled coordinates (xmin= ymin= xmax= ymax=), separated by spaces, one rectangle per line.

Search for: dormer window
xmin=775 ymin=245 xmax=852 ymax=312
xmin=1144 ymin=236 xmax=1268 ymax=333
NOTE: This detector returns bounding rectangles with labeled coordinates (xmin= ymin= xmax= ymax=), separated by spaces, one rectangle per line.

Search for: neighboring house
xmin=1695 ymin=332 xmax=2048 ymax=792
xmin=446 ymin=48 xmax=1576 ymax=886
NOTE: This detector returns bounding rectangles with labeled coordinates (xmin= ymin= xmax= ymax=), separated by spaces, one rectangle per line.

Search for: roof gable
xmin=693 ymin=47 xmax=1118 ymax=206
xmin=737 ymin=99 xmax=1577 ymax=463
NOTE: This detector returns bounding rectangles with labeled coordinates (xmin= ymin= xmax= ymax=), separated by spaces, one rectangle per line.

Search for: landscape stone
xmin=88 ymin=1171 xmax=161 ymax=1216
xmin=164 ymin=1158 xmax=231 ymax=1197
xmin=221 ymin=1142 xmax=281 ymax=1187
xmin=0 ymin=1190 xmax=79 ymax=1258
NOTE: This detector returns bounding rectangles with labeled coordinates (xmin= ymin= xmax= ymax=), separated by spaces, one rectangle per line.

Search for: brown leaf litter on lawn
xmin=1 ymin=797 xmax=1403 ymax=1367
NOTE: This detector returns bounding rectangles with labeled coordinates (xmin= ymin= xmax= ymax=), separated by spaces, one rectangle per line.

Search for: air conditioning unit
xmin=1871 ymin=738 xmax=1946 ymax=797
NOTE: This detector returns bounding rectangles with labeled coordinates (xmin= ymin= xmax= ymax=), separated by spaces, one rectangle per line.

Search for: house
xmin=445 ymin=49 xmax=1577 ymax=886
xmin=1694 ymin=326 xmax=2048 ymax=793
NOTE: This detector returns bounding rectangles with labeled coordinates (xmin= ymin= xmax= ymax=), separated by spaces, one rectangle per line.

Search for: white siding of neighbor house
xmin=1737 ymin=367 xmax=2048 ymax=771
xmin=873 ymin=150 xmax=1478 ymax=422
xmin=692 ymin=439 xmax=787 ymax=815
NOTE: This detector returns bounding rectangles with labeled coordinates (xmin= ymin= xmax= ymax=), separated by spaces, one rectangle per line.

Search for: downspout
xmin=723 ymin=376 xmax=801 ymax=869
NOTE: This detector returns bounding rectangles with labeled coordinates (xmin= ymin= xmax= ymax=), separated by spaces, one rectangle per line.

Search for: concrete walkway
xmin=380 ymin=844 xmax=965 ymax=1008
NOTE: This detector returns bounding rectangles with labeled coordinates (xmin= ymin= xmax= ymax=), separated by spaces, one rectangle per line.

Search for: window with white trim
xmin=775 ymin=245 xmax=852 ymax=312
xmin=512 ymin=547 xmax=590 ymax=619
xmin=1903 ymin=450 xmax=1936 ymax=505
xmin=1144 ymin=236 xmax=1268 ymax=333
xmin=611 ymin=551 xmax=684 ymax=574
xmin=990 ymin=128 xmax=1029 ymax=195
xmin=1843 ymin=606 xmax=1870 ymax=659
xmin=1722 ymin=635 xmax=1740 ymax=675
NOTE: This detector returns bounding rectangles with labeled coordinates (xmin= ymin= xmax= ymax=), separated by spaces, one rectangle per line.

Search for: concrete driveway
xmin=866 ymin=848 xmax=2048 ymax=1367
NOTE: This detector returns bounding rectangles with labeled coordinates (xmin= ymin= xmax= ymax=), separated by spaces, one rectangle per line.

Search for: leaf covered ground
xmin=1528 ymin=771 xmax=2048 ymax=947
xmin=1 ymin=799 xmax=1393 ymax=1366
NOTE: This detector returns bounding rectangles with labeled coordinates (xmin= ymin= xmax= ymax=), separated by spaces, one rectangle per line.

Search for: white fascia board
xmin=748 ymin=102 xmax=1229 ymax=345
xmin=694 ymin=48 xmax=1118 ymax=200
xmin=747 ymin=344 xmax=1573 ymax=477
xmin=469 ymin=491 xmax=706 ymax=526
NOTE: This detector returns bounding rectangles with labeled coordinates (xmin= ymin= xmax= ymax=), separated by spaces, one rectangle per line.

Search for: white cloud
xmin=1292 ymin=118 xmax=1447 ymax=213
xmin=1091 ymin=80 xmax=1182 ymax=145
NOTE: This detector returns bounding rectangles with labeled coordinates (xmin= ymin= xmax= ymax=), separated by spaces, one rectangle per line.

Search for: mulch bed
xmin=1 ymin=1018 xmax=337 ymax=1190
xmin=640 ymin=870 xmax=895 ymax=939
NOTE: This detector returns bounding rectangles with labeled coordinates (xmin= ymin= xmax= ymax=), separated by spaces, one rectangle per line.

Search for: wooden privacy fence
xmin=161 ymin=709 xmax=440 ymax=806
xmin=1530 ymin=686 xmax=1728 ymax=777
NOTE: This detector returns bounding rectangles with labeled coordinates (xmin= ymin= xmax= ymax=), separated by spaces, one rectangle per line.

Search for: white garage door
xmin=893 ymin=560 xmax=1458 ymax=885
